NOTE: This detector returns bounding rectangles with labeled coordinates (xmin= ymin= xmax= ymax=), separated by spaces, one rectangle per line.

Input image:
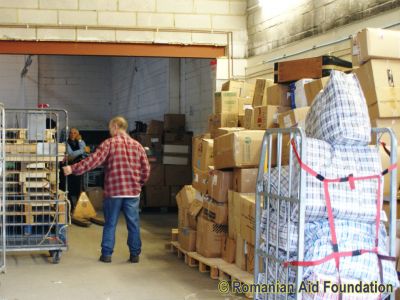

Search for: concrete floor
xmin=0 ymin=212 xmax=244 ymax=300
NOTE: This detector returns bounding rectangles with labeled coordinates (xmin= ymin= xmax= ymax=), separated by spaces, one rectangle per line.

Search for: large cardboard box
xmin=266 ymin=84 xmax=290 ymax=107
xmin=164 ymin=132 xmax=192 ymax=145
xmin=192 ymin=167 xmax=210 ymax=194
xmin=235 ymin=234 xmax=246 ymax=271
xmin=252 ymin=105 xmax=290 ymax=130
xmin=86 ymin=187 xmax=104 ymax=211
xmin=240 ymin=193 xmax=257 ymax=245
xmin=228 ymin=191 xmax=255 ymax=240
xmin=304 ymin=77 xmax=330 ymax=106
xmin=178 ymin=227 xmax=196 ymax=252
xmin=244 ymin=108 xmax=254 ymax=130
xmin=278 ymin=107 xmax=310 ymax=128
xmin=238 ymin=97 xmax=253 ymax=116
xmin=354 ymin=59 xmax=400 ymax=118
xmin=164 ymin=114 xmax=185 ymax=132
xmin=215 ymin=127 xmax=245 ymax=139
xmin=147 ymin=120 xmax=164 ymax=135
xmin=208 ymin=113 xmax=239 ymax=137
xmin=192 ymin=137 xmax=213 ymax=171
xmin=145 ymin=186 xmax=170 ymax=207
xmin=176 ymin=185 xmax=196 ymax=228
xmin=196 ymin=217 xmax=227 ymax=258
xmin=208 ymin=169 xmax=233 ymax=203
xmin=233 ymin=168 xmax=258 ymax=193
xmin=214 ymin=130 xmax=265 ymax=169
xmin=221 ymin=236 xmax=236 ymax=264
xmin=252 ymin=78 xmax=274 ymax=107
xmin=164 ymin=165 xmax=192 ymax=186
xmin=371 ymin=118 xmax=400 ymax=145
xmin=352 ymin=28 xmax=400 ymax=66
xmin=215 ymin=91 xmax=238 ymax=114
xmin=188 ymin=193 xmax=203 ymax=230
xmin=146 ymin=163 xmax=165 ymax=186
xmin=222 ymin=80 xmax=255 ymax=99
xmin=203 ymin=196 xmax=228 ymax=225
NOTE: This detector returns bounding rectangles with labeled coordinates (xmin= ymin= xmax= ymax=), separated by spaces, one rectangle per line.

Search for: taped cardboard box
xmin=238 ymin=97 xmax=253 ymax=116
xmin=304 ymin=77 xmax=330 ymax=106
xmin=222 ymin=80 xmax=255 ymax=99
xmin=146 ymin=163 xmax=165 ymax=186
xmin=164 ymin=114 xmax=185 ymax=132
xmin=147 ymin=120 xmax=164 ymax=135
xmin=266 ymin=84 xmax=291 ymax=107
xmin=278 ymin=107 xmax=310 ymax=128
xmin=371 ymin=118 xmax=400 ymax=145
xmin=214 ymin=130 xmax=265 ymax=169
xmin=86 ymin=187 xmax=104 ymax=212
xmin=208 ymin=169 xmax=233 ymax=203
xmin=235 ymin=234 xmax=246 ymax=271
xmin=240 ymin=193 xmax=257 ymax=246
xmin=221 ymin=236 xmax=236 ymax=264
xmin=352 ymin=28 xmax=400 ymax=66
xmin=354 ymin=59 xmax=400 ymax=118
xmin=196 ymin=216 xmax=227 ymax=258
xmin=176 ymin=185 xmax=196 ymax=228
xmin=202 ymin=196 xmax=228 ymax=225
xmin=252 ymin=106 xmax=290 ymax=130
xmin=192 ymin=137 xmax=213 ymax=171
xmin=208 ymin=113 xmax=239 ymax=137
xmin=215 ymin=91 xmax=238 ymax=114
xmin=145 ymin=186 xmax=170 ymax=207
xmin=163 ymin=132 xmax=192 ymax=145
xmin=244 ymin=108 xmax=254 ymax=130
xmin=252 ymin=78 xmax=274 ymax=107
xmin=188 ymin=193 xmax=203 ymax=230
xmin=233 ymin=168 xmax=257 ymax=193
xmin=178 ymin=227 xmax=196 ymax=252
xmin=215 ymin=127 xmax=245 ymax=139
xmin=165 ymin=165 xmax=192 ymax=186
xmin=192 ymin=167 xmax=210 ymax=194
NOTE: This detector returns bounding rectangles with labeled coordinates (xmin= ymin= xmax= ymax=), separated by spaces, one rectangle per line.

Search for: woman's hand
xmin=63 ymin=166 xmax=73 ymax=176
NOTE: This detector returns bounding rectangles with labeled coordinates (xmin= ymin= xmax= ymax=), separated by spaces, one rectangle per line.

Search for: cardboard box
xmin=175 ymin=185 xmax=196 ymax=209
xmin=371 ymin=118 xmax=400 ymax=145
xmin=354 ymin=59 xmax=400 ymax=118
xmin=244 ymin=108 xmax=254 ymax=130
xmin=147 ymin=120 xmax=164 ymax=135
xmin=215 ymin=91 xmax=238 ymax=114
xmin=208 ymin=113 xmax=239 ymax=137
xmin=238 ymin=97 xmax=253 ymax=116
xmin=278 ymin=107 xmax=310 ymax=128
xmin=235 ymin=234 xmax=246 ymax=271
xmin=164 ymin=114 xmax=185 ymax=132
xmin=221 ymin=237 xmax=236 ymax=264
xmin=240 ymin=193 xmax=257 ymax=245
xmin=266 ymin=84 xmax=290 ymax=107
xmin=136 ymin=133 xmax=163 ymax=151
xmin=215 ymin=127 xmax=245 ymax=139
xmin=164 ymin=165 xmax=192 ymax=186
xmin=208 ymin=169 xmax=233 ymax=203
xmin=202 ymin=196 xmax=228 ymax=225
xmin=380 ymin=146 xmax=400 ymax=197
xmin=246 ymin=243 xmax=263 ymax=274
xmin=146 ymin=163 xmax=165 ymax=186
xmin=304 ymin=77 xmax=330 ymax=106
xmin=252 ymin=106 xmax=290 ymax=130
xmin=352 ymin=28 xmax=400 ymax=66
xmin=196 ymin=217 xmax=227 ymax=258
xmin=252 ymin=78 xmax=274 ymax=107
xmin=192 ymin=137 xmax=213 ymax=171
xmin=163 ymin=132 xmax=192 ymax=145
xmin=289 ymin=79 xmax=314 ymax=108
xmin=163 ymin=155 xmax=189 ymax=165
xmin=222 ymin=80 xmax=255 ymax=99
xmin=178 ymin=227 xmax=196 ymax=252
xmin=145 ymin=186 xmax=170 ymax=207
xmin=164 ymin=144 xmax=190 ymax=154
xmin=188 ymin=193 xmax=203 ymax=230
xmin=233 ymin=168 xmax=258 ymax=193
xmin=192 ymin=167 xmax=210 ymax=194
xmin=228 ymin=191 xmax=255 ymax=240
xmin=214 ymin=130 xmax=265 ymax=170
xmin=86 ymin=187 xmax=104 ymax=211
xmin=169 ymin=186 xmax=181 ymax=207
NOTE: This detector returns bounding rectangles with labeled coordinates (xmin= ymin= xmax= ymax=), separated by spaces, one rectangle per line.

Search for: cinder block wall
xmin=0 ymin=0 xmax=247 ymax=58
xmin=247 ymin=0 xmax=400 ymax=57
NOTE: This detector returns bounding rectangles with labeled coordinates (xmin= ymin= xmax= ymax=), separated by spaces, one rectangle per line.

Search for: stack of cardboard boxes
xmin=136 ymin=114 xmax=193 ymax=208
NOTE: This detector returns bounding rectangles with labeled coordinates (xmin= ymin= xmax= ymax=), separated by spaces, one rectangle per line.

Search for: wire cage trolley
xmin=4 ymin=108 xmax=70 ymax=264
xmin=254 ymin=127 xmax=398 ymax=300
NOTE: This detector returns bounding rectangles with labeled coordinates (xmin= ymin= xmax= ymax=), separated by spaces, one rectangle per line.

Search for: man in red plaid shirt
xmin=63 ymin=116 xmax=150 ymax=263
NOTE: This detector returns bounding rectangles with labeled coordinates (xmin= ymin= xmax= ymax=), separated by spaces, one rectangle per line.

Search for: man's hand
xmin=63 ymin=166 xmax=73 ymax=176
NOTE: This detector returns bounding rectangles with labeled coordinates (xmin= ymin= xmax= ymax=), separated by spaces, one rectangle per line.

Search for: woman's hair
xmin=109 ymin=116 xmax=128 ymax=131
xmin=69 ymin=128 xmax=82 ymax=141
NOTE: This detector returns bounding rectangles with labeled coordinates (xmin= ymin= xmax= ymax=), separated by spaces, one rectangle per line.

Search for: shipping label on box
xmin=252 ymin=105 xmax=290 ymax=130
xmin=266 ymin=84 xmax=291 ymax=107
xmin=196 ymin=217 xmax=227 ymax=258
xmin=238 ymin=97 xmax=253 ymax=116
xmin=202 ymin=196 xmax=228 ymax=225
xmin=215 ymin=91 xmax=239 ymax=114
xmin=207 ymin=169 xmax=233 ymax=203
xmin=304 ymin=77 xmax=330 ymax=106
xmin=278 ymin=107 xmax=310 ymax=128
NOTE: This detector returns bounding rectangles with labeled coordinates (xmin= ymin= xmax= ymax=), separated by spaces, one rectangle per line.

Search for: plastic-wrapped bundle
xmin=305 ymin=70 xmax=371 ymax=146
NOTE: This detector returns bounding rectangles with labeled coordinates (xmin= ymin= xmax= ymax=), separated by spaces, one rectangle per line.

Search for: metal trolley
xmin=4 ymin=108 xmax=69 ymax=264
xmin=254 ymin=127 xmax=398 ymax=300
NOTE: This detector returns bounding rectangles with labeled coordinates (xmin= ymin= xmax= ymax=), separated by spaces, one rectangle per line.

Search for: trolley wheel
xmin=49 ymin=250 xmax=62 ymax=264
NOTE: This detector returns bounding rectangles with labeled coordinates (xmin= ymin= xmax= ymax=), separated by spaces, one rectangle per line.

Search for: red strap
xmin=290 ymin=139 xmax=318 ymax=177
xmin=348 ymin=174 xmax=355 ymax=190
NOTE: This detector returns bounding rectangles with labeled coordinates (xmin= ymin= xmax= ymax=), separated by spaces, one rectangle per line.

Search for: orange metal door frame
xmin=0 ymin=41 xmax=226 ymax=58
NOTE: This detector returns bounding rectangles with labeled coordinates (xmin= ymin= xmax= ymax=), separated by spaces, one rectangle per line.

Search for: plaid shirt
xmin=71 ymin=133 xmax=150 ymax=198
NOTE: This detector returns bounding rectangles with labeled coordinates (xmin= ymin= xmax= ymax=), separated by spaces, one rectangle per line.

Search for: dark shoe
xmin=99 ymin=255 xmax=112 ymax=263
xmin=129 ymin=255 xmax=139 ymax=263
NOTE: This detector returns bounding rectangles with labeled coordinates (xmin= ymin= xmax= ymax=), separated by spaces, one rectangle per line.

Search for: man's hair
xmin=110 ymin=116 xmax=128 ymax=131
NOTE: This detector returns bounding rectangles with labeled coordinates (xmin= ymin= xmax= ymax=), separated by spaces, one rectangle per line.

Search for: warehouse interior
xmin=0 ymin=0 xmax=399 ymax=299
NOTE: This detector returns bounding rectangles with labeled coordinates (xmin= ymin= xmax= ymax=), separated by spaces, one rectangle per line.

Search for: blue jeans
xmin=101 ymin=197 xmax=141 ymax=257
